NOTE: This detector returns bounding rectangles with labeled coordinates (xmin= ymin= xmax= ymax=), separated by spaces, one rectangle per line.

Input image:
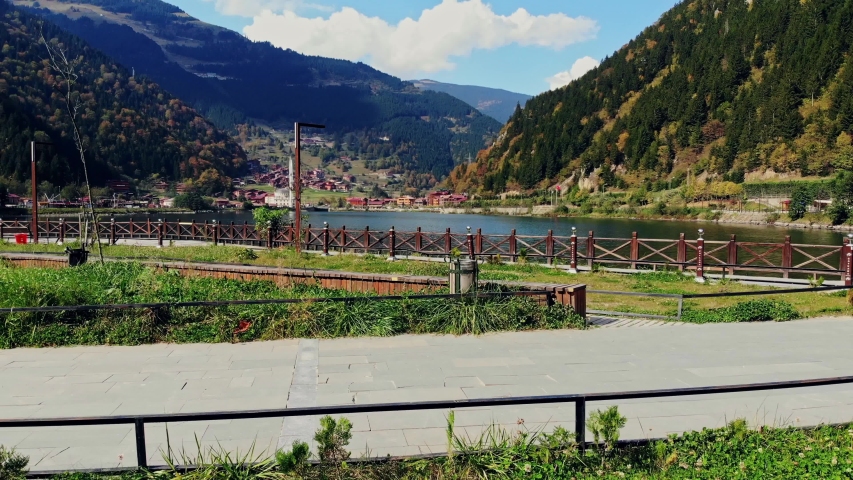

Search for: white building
xmin=265 ymin=188 xmax=293 ymax=208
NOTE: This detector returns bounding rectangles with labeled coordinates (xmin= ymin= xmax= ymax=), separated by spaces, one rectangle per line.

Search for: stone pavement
xmin=2 ymin=317 xmax=853 ymax=472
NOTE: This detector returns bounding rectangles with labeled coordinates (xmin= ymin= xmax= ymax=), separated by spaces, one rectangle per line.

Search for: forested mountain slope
xmin=0 ymin=1 xmax=245 ymax=191
xmin=448 ymin=0 xmax=853 ymax=194
xmin=15 ymin=0 xmax=501 ymax=183
xmin=411 ymin=79 xmax=532 ymax=123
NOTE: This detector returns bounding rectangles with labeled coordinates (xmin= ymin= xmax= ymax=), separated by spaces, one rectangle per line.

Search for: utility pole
xmin=30 ymin=141 xmax=53 ymax=244
xmin=293 ymin=122 xmax=325 ymax=253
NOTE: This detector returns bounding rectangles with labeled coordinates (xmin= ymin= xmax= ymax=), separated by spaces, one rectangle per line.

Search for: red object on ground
xmin=234 ymin=321 xmax=252 ymax=334
xmin=15 ymin=233 xmax=28 ymax=244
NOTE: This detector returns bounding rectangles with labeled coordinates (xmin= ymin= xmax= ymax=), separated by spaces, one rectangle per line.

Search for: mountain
xmin=15 ymin=0 xmax=502 ymax=183
xmin=411 ymin=79 xmax=532 ymax=123
xmin=0 ymin=1 xmax=245 ymax=192
xmin=448 ymin=0 xmax=853 ymax=194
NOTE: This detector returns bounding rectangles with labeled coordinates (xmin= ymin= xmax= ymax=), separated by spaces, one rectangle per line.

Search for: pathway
xmin=2 ymin=317 xmax=853 ymax=472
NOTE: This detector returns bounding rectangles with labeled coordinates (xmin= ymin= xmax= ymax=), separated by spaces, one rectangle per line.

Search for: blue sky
xmin=170 ymin=0 xmax=680 ymax=95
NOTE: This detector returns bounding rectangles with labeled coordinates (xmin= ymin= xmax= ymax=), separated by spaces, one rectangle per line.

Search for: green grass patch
xmin=0 ymin=263 xmax=584 ymax=348
xmin=681 ymin=299 xmax=800 ymax=324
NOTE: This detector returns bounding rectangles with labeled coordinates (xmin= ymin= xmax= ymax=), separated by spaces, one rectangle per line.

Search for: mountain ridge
xmin=448 ymin=0 xmax=853 ymax=195
xmin=410 ymin=79 xmax=532 ymax=123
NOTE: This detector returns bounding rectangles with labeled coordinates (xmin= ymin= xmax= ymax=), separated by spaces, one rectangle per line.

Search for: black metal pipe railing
xmin=2 ymin=375 xmax=853 ymax=472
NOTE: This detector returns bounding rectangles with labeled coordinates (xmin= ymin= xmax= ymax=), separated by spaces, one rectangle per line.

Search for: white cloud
xmin=546 ymin=56 xmax=600 ymax=90
xmin=200 ymin=0 xmax=331 ymax=18
xmin=241 ymin=0 xmax=599 ymax=78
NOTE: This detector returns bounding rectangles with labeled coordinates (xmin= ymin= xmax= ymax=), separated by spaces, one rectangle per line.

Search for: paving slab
xmin=3 ymin=317 xmax=853 ymax=471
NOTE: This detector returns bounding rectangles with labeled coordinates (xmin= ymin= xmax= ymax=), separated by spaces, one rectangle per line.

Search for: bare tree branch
xmin=40 ymin=29 xmax=104 ymax=264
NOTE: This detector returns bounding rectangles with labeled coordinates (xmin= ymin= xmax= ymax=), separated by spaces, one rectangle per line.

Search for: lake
xmin=124 ymin=210 xmax=849 ymax=245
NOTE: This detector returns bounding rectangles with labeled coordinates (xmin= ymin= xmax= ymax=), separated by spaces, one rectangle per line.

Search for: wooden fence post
xmin=844 ymin=234 xmax=852 ymax=287
xmin=727 ymin=234 xmax=737 ymax=276
xmin=212 ymin=220 xmax=219 ymax=246
xmin=569 ymin=226 xmax=578 ymax=273
xmin=58 ymin=218 xmax=65 ymax=245
xmin=509 ymin=229 xmax=517 ymax=262
xmin=476 ymin=228 xmax=483 ymax=256
xmin=146 ymin=217 xmax=151 ymax=237
xmin=695 ymin=229 xmax=705 ymax=282
xmin=445 ymin=228 xmax=452 ymax=255
xmin=677 ymin=233 xmax=687 ymax=272
xmin=110 ymin=218 xmax=116 ymax=245
xmin=129 ymin=218 xmax=134 ymax=238
xmin=415 ymin=227 xmax=422 ymax=253
xmin=341 ymin=226 xmax=347 ymax=253
xmin=782 ymin=235 xmax=793 ymax=279
xmin=467 ymin=226 xmax=475 ymax=260
xmin=587 ymin=231 xmax=596 ymax=269
xmin=388 ymin=226 xmax=396 ymax=260
xmin=322 ymin=222 xmax=330 ymax=256
xmin=0 ymin=218 xmax=4 ymax=241
xmin=267 ymin=221 xmax=273 ymax=249
xmin=364 ymin=226 xmax=370 ymax=254
xmin=157 ymin=219 xmax=164 ymax=248
xmin=546 ymin=229 xmax=554 ymax=265
xmin=630 ymin=232 xmax=639 ymax=269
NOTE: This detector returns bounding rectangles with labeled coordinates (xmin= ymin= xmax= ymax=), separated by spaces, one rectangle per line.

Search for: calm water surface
xmin=128 ymin=210 xmax=849 ymax=245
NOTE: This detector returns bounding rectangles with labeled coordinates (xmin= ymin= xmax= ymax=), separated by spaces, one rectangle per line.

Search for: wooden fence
xmin=1 ymin=218 xmax=851 ymax=285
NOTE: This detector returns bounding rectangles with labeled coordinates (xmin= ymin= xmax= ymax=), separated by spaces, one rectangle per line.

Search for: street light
xmin=293 ymin=122 xmax=326 ymax=253
xmin=30 ymin=141 xmax=53 ymax=244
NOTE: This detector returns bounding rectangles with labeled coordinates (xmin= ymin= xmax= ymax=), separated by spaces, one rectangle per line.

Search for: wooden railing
xmin=1 ymin=218 xmax=851 ymax=285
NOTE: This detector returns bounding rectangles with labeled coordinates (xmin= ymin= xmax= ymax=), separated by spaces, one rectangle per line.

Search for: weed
xmin=236 ymin=248 xmax=259 ymax=262
xmin=682 ymin=299 xmax=800 ymax=323
xmin=587 ymin=406 xmax=628 ymax=451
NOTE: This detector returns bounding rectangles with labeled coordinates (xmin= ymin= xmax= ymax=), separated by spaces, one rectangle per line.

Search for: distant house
xmin=161 ymin=197 xmax=175 ymax=208
xmin=347 ymin=197 xmax=368 ymax=207
xmin=153 ymin=181 xmax=169 ymax=191
xmin=396 ymin=196 xmax=415 ymax=207
xmin=107 ymin=180 xmax=131 ymax=193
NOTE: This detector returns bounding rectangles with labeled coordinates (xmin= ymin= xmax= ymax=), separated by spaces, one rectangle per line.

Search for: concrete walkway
xmin=2 ymin=317 xmax=853 ymax=472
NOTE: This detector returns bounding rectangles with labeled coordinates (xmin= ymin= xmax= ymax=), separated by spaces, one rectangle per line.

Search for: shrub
xmin=0 ymin=446 xmax=27 ymax=480
xmin=765 ymin=212 xmax=781 ymax=224
xmin=252 ymin=207 xmax=286 ymax=235
xmin=235 ymin=248 xmax=258 ymax=262
xmin=828 ymin=203 xmax=850 ymax=226
xmin=682 ymin=299 xmax=800 ymax=323
xmin=587 ymin=406 xmax=627 ymax=451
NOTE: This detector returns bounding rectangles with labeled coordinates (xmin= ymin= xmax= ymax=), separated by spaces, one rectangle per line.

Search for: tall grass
xmin=0 ymin=263 xmax=584 ymax=348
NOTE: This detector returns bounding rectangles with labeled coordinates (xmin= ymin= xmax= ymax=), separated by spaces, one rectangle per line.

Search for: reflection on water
xmin=114 ymin=210 xmax=849 ymax=245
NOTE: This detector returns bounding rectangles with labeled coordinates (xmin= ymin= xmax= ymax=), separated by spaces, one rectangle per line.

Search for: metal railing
xmin=3 ymin=375 xmax=853 ymax=475
xmin=588 ymin=284 xmax=852 ymax=320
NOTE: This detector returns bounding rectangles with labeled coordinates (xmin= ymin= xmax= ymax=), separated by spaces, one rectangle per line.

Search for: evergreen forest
xmin=449 ymin=0 xmax=853 ymax=194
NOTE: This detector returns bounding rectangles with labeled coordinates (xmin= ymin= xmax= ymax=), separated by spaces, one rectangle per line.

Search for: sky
xmin=169 ymin=0 xmax=680 ymax=96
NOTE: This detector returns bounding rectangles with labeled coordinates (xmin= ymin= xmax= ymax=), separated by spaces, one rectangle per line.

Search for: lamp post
xmin=30 ymin=141 xmax=53 ymax=244
xmin=293 ymin=122 xmax=326 ymax=253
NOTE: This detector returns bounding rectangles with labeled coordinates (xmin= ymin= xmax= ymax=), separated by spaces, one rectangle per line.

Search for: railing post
xmin=727 ymin=234 xmax=737 ymax=275
xmin=243 ymin=221 xmax=248 ymax=245
xmin=146 ymin=217 xmax=151 ymax=237
xmin=129 ymin=218 xmax=134 ymax=238
xmin=569 ymin=227 xmax=578 ymax=273
xmin=844 ymin=234 xmax=853 ymax=287
xmin=782 ymin=235 xmax=792 ymax=279
xmin=575 ymin=398 xmax=586 ymax=452
xmin=212 ymin=220 xmax=219 ymax=245
xmin=467 ymin=226 xmax=475 ymax=260
xmin=322 ymin=222 xmax=330 ymax=256
xmin=110 ymin=218 xmax=116 ymax=245
xmin=476 ymin=228 xmax=483 ymax=256
xmin=44 ymin=217 xmax=50 ymax=244
xmin=388 ymin=225 xmax=396 ymax=261
xmin=267 ymin=221 xmax=273 ymax=249
xmin=415 ymin=227 xmax=422 ymax=253
xmin=696 ymin=229 xmax=706 ymax=283
xmin=364 ymin=226 xmax=370 ymax=253
xmin=58 ymin=218 xmax=65 ymax=245
xmin=630 ymin=232 xmax=639 ymax=269
xmin=445 ymin=228 xmax=452 ymax=255
xmin=587 ymin=231 xmax=596 ymax=269
xmin=0 ymin=218 xmax=4 ymax=241
xmin=340 ymin=226 xmax=347 ymax=253
xmin=546 ymin=229 xmax=554 ymax=265
xmin=677 ymin=233 xmax=687 ymax=272
xmin=509 ymin=229 xmax=517 ymax=262
xmin=134 ymin=418 xmax=147 ymax=469
xmin=157 ymin=219 xmax=163 ymax=248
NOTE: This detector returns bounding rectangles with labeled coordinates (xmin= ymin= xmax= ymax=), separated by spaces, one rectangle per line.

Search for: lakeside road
xmin=2 ymin=317 xmax=853 ymax=472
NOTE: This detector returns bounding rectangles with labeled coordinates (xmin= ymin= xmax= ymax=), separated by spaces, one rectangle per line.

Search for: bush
xmin=172 ymin=192 xmax=211 ymax=211
xmin=765 ymin=212 xmax=781 ymax=224
xmin=0 ymin=446 xmax=27 ymax=480
xmin=682 ymin=299 xmax=800 ymax=323
xmin=252 ymin=207 xmax=286 ymax=234
xmin=828 ymin=203 xmax=850 ymax=225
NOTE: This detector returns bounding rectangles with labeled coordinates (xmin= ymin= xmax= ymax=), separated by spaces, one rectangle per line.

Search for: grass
xmin=0 ymin=262 xmax=584 ymax=348
xmin=8 ymin=418 xmax=853 ymax=479
xmin=2 ymin=242 xmax=851 ymax=320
